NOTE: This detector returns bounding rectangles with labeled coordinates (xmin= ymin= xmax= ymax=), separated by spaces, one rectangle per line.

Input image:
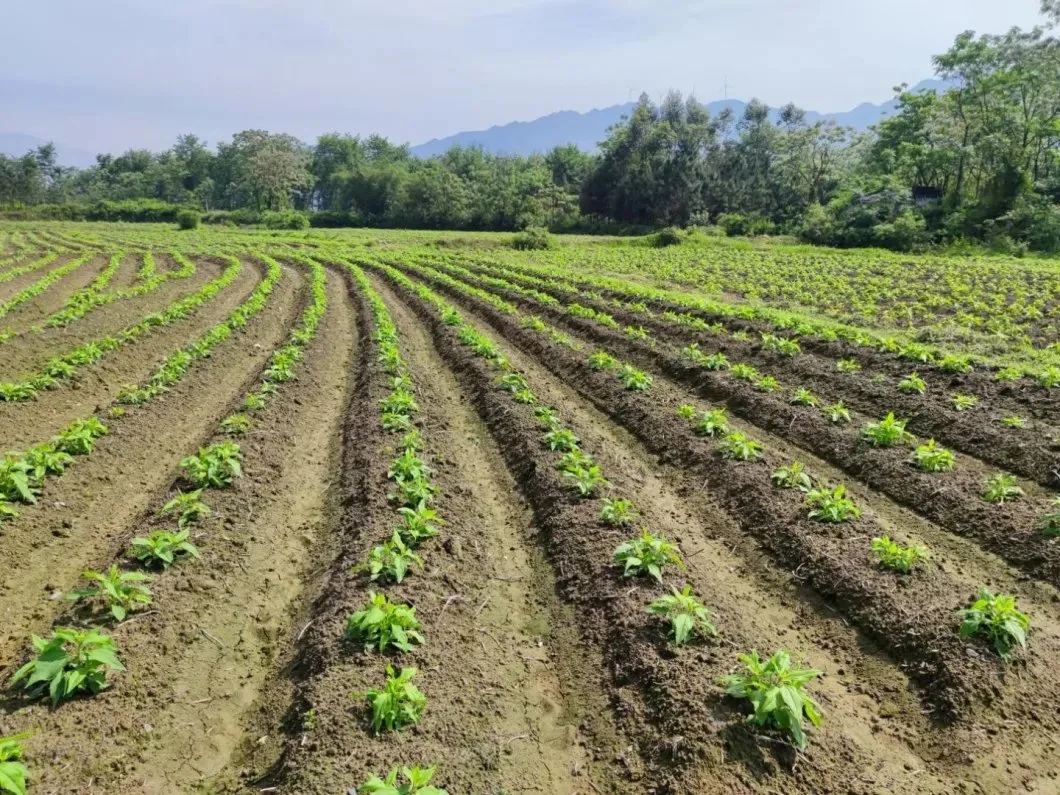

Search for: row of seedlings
xmin=407 ymin=258 xmax=1060 ymax=565
xmin=0 ymin=256 xmax=277 ymax=523
xmin=380 ymin=258 xmax=1033 ymax=699
xmin=0 ymin=254 xmax=242 ymax=401
xmin=371 ymin=259 xmax=829 ymax=754
xmin=0 ymin=256 xmax=325 ymax=795
xmin=341 ymin=262 xmax=449 ymax=793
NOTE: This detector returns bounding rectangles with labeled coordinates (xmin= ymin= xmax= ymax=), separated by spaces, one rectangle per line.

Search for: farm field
xmin=1 ymin=221 xmax=1059 ymax=795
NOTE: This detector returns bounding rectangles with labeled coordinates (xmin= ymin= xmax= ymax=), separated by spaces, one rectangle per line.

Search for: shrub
xmin=510 ymin=226 xmax=553 ymax=251
xmin=652 ymin=227 xmax=683 ymax=247
xmin=262 ymin=210 xmax=310 ymax=230
xmin=176 ymin=209 xmax=201 ymax=230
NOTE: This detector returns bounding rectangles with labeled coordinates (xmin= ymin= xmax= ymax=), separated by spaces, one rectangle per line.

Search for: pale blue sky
xmin=0 ymin=0 xmax=1046 ymax=153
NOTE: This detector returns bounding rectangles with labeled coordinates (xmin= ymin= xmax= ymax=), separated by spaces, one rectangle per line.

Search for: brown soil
xmin=0 ymin=254 xmax=109 ymax=333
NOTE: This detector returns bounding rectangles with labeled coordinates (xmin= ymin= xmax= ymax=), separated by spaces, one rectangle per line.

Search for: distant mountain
xmin=410 ymin=80 xmax=948 ymax=158
xmin=0 ymin=133 xmax=97 ymax=169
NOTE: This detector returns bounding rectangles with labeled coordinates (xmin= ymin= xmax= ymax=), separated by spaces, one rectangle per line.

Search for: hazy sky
xmin=1 ymin=0 xmax=1046 ymax=154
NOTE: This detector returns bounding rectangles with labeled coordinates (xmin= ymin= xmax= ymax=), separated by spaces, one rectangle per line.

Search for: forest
xmin=2 ymin=1 xmax=1059 ymax=253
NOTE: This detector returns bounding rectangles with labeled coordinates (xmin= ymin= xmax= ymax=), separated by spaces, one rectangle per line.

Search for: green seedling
xmin=898 ymin=373 xmax=926 ymax=395
xmin=618 ymin=364 xmax=653 ymax=391
xmin=754 ymin=375 xmax=780 ymax=393
xmin=181 ymin=442 xmax=242 ymax=488
xmin=358 ymin=666 xmax=427 ymax=734
xmin=952 ymin=394 xmax=978 ymax=411
xmin=647 ymin=585 xmax=717 ymax=645
xmin=345 ymin=592 xmax=424 ymax=654
xmin=614 ymin=530 xmax=683 ymax=582
xmin=52 ymin=417 xmax=108 ymax=455
xmin=805 ymin=485 xmax=860 ymax=523
xmin=357 ymin=765 xmax=448 ymax=795
xmin=543 ymin=428 xmax=580 ymax=453
xmin=1040 ymin=498 xmax=1060 ymax=536
xmin=731 ymin=363 xmax=759 ymax=382
xmin=600 ymin=498 xmax=638 ymax=527
xmin=160 ymin=488 xmax=210 ymax=527
xmin=772 ymin=461 xmax=813 ymax=491
xmin=0 ymin=732 xmax=30 ymax=795
xmin=790 ymin=388 xmax=819 ymax=407
xmin=129 ymin=529 xmax=200 ymax=569
xmin=981 ymin=473 xmax=1023 ymax=504
xmin=718 ymin=432 xmax=763 ymax=461
xmin=695 ymin=408 xmax=730 ymax=437
xmin=958 ymin=589 xmax=1029 ymax=660
xmin=396 ymin=502 xmax=442 ymax=546
xmin=68 ymin=564 xmax=152 ymax=621
xmin=861 ymin=413 xmax=914 ymax=447
xmin=719 ymin=650 xmax=822 ymax=750
xmin=220 ymin=413 xmax=252 ymax=435
xmin=677 ymin=404 xmax=696 ymax=419
xmin=871 ymin=536 xmax=928 ymax=574
xmin=365 ymin=532 xmax=423 ymax=584
xmin=911 ymin=439 xmax=955 ymax=472
xmin=11 ymin=627 xmax=125 ymax=705
xmin=836 ymin=359 xmax=861 ymax=373
xmin=588 ymin=351 xmax=618 ymax=371
xmin=1002 ymin=416 xmax=1026 ymax=429
xmin=824 ymin=400 xmax=851 ymax=424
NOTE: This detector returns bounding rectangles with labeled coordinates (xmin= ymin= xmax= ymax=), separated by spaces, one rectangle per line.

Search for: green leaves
xmin=860 ymin=413 xmax=914 ymax=448
xmin=365 ymin=532 xmax=423 ymax=584
xmin=910 ymin=439 xmax=955 ymax=472
xmin=647 ymin=585 xmax=717 ymax=646
xmin=805 ymin=484 xmax=861 ymax=523
xmin=129 ymin=529 xmax=200 ymax=569
xmin=871 ymin=536 xmax=928 ymax=574
xmin=898 ymin=372 xmax=926 ymax=395
xmin=719 ymin=650 xmax=822 ymax=750
xmin=694 ymin=408 xmax=730 ymax=437
xmin=600 ymin=498 xmax=639 ymax=527
xmin=52 ymin=417 xmax=108 ymax=455
xmin=181 ymin=442 xmax=243 ymax=489
xmin=160 ymin=488 xmax=211 ymax=528
xmin=357 ymin=765 xmax=448 ymax=795
xmin=68 ymin=564 xmax=152 ymax=622
xmin=358 ymin=666 xmax=427 ymax=734
xmin=345 ymin=593 xmax=424 ymax=654
xmin=717 ymin=431 xmax=764 ymax=461
xmin=958 ymin=589 xmax=1030 ymax=660
xmin=0 ymin=733 xmax=30 ymax=795
xmin=614 ymin=530 xmax=683 ymax=582
xmin=617 ymin=364 xmax=653 ymax=391
xmin=11 ymin=627 xmax=125 ymax=705
xmin=981 ymin=473 xmax=1024 ymax=504
xmin=771 ymin=461 xmax=813 ymax=491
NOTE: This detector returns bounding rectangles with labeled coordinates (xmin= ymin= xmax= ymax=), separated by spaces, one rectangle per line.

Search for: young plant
xmin=359 ymin=666 xmax=427 ymax=734
xmin=0 ymin=455 xmax=37 ymax=504
xmin=543 ymin=428 xmax=580 ymax=453
xmin=1002 ymin=416 xmax=1026 ymax=429
xmin=563 ymin=462 xmax=609 ymax=497
xmin=911 ymin=439 xmax=956 ymax=472
xmin=805 ymin=485 xmax=860 ymax=523
xmin=753 ymin=375 xmax=780 ymax=393
xmin=731 ymin=363 xmax=759 ymax=382
xmin=23 ymin=444 xmax=74 ymax=484
xmin=957 ymin=589 xmax=1030 ymax=660
xmin=345 ymin=592 xmax=424 ymax=654
xmin=647 ymin=585 xmax=717 ymax=646
xmin=0 ymin=499 xmax=19 ymax=522
xmin=244 ymin=393 xmax=267 ymax=412
xmin=588 ymin=351 xmax=618 ymax=371
xmin=600 ymin=498 xmax=638 ymax=527
xmin=677 ymin=404 xmax=696 ymax=420
xmin=1040 ymin=498 xmax=1060 ymax=536
xmin=365 ymin=532 xmax=424 ymax=584
xmin=129 ymin=529 xmax=200 ymax=569
xmin=898 ymin=373 xmax=926 ymax=395
xmin=790 ymin=388 xmax=819 ymax=407
xmin=160 ymin=488 xmax=211 ymax=527
xmin=388 ymin=450 xmax=431 ymax=484
xmin=10 ymin=627 xmax=125 ymax=705
xmin=357 ymin=766 xmax=448 ymax=795
xmin=861 ymin=413 xmax=914 ymax=448
xmin=701 ymin=352 xmax=731 ymax=371
xmin=952 ymin=393 xmax=978 ymax=412
xmin=613 ymin=529 xmax=683 ymax=582
xmin=68 ymin=564 xmax=152 ymax=621
xmin=694 ymin=408 xmax=730 ymax=437
xmin=181 ymin=442 xmax=242 ymax=488
xmin=981 ymin=473 xmax=1024 ymax=504
xmin=824 ymin=400 xmax=851 ymax=424
xmin=871 ymin=536 xmax=928 ymax=573
xmin=718 ymin=432 xmax=763 ymax=461
xmin=396 ymin=502 xmax=442 ymax=546
xmin=534 ymin=405 xmax=561 ymax=430
xmin=618 ymin=364 xmax=653 ymax=391
xmin=52 ymin=417 xmax=108 ymax=455
xmin=836 ymin=358 xmax=861 ymax=373
xmin=219 ymin=413 xmax=252 ymax=435
xmin=994 ymin=367 xmax=1022 ymax=382
xmin=0 ymin=733 xmax=30 ymax=795
xmin=772 ymin=461 xmax=813 ymax=491
xmin=718 ymin=650 xmax=822 ymax=750
xmin=939 ymin=354 xmax=973 ymax=374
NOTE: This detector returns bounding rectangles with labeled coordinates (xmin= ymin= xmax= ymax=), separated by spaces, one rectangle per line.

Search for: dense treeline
xmin=3 ymin=1 xmax=1059 ymax=251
